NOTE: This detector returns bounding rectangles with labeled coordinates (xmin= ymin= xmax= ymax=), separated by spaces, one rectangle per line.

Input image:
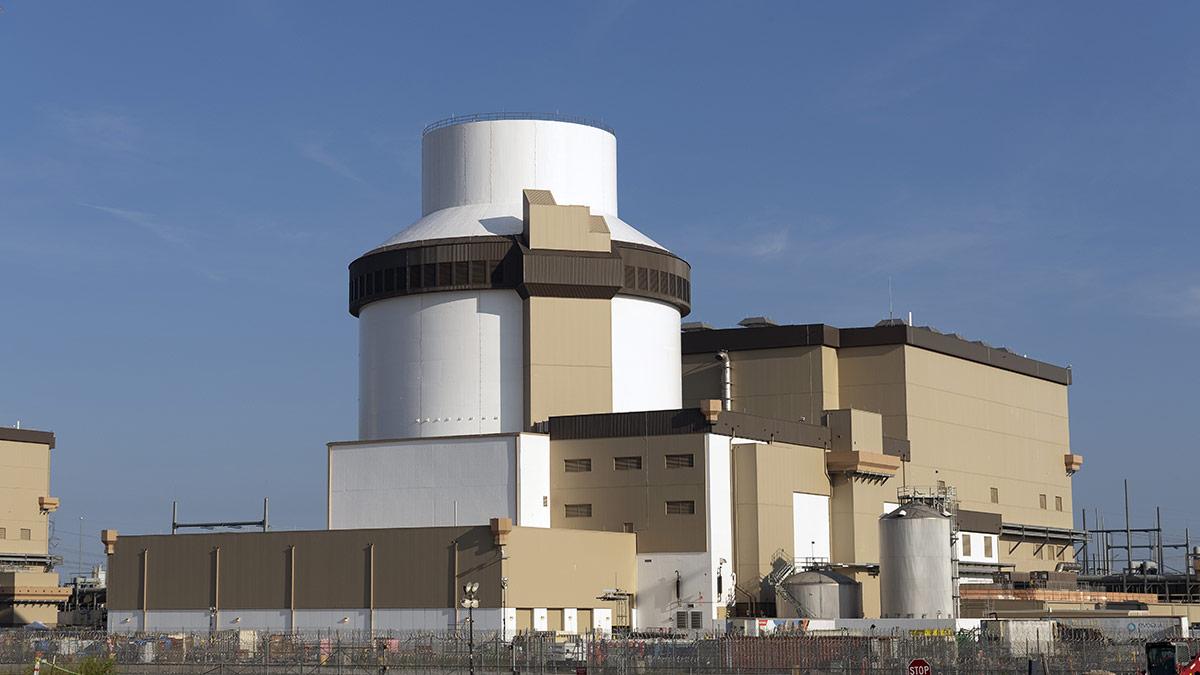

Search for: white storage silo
xmin=879 ymin=503 xmax=955 ymax=619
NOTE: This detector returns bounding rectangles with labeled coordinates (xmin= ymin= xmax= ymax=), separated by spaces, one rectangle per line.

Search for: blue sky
xmin=2 ymin=2 xmax=1198 ymax=576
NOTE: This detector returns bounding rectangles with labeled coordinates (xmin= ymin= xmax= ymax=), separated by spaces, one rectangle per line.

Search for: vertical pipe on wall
xmin=368 ymin=543 xmax=375 ymax=634
xmin=716 ymin=351 xmax=731 ymax=411
xmin=214 ymin=546 xmax=221 ymax=629
xmin=140 ymin=549 xmax=148 ymax=629
xmin=289 ymin=545 xmax=296 ymax=632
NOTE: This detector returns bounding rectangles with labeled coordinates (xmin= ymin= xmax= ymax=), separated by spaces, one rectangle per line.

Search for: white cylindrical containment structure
xmin=350 ymin=114 xmax=689 ymax=440
xmin=879 ymin=503 xmax=955 ymax=619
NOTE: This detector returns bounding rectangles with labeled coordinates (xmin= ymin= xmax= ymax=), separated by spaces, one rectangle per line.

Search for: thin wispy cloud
xmin=746 ymin=228 xmax=790 ymax=258
xmin=49 ymin=108 xmax=142 ymax=153
xmin=298 ymin=141 xmax=364 ymax=183
xmin=82 ymin=203 xmax=190 ymax=246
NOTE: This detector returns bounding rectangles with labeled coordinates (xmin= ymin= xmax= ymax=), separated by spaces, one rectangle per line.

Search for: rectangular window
xmin=564 ymin=458 xmax=592 ymax=473
xmin=564 ymin=504 xmax=592 ymax=518
xmin=20 ymin=528 xmax=32 ymax=540
xmin=665 ymin=453 xmax=695 ymax=469
xmin=990 ymin=487 xmax=999 ymax=504
xmin=1039 ymin=494 xmax=1047 ymax=510
xmin=984 ymin=536 xmax=993 ymax=558
xmin=675 ymin=611 xmax=688 ymax=629
xmin=962 ymin=533 xmax=972 ymax=557
xmin=614 ymin=456 xmax=643 ymax=471
xmin=0 ymin=527 xmax=5 ymax=539
xmin=623 ymin=522 xmax=634 ymax=533
xmin=690 ymin=611 xmax=703 ymax=629
xmin=937 ymin=480 xmax=946 ymax=491
xmin=666 ymin=500 xmax=695 ymax=515
xmin=1055 ymin=496 xmax=1063 ymax=512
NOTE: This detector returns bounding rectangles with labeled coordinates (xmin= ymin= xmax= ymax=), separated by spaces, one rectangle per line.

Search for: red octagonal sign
xmin=908 ymin=658 xmax=932 ymax=675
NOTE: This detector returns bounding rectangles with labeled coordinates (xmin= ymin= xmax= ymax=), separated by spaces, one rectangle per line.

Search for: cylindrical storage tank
xmin=351 ymin=114 xmax=687 ymax=440
xmin=879 ymin=503 xmax=954 ymax=619
xmin=781 ymin=569 xmax=863 ymax=619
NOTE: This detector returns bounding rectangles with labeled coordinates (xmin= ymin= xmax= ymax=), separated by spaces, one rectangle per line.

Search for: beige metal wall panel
xmin=835 ymin=346 xmax=910 ymax=441
xmin=0 ymin=439 xmax=52 ymax=558
xmin=526 ymin=203 xmax=611 ymax=252
xmin=502 ymin=526 xmax=636 ymax=612
xmin=730 ymin=441 xmax=831 ymax=601
xmin=829 ymin=476 xmax=896 ymax=565
xmin=525 ymin=296 xmax=613 ymax=427
xmin=899 ymin=346 xmax=1073 ymax=532
xmin=546 ymin=608 xmax=564 ymax=632
xmin=549 ymin=436 xmax=707 ymax=552
xmin=682 ymin=346 xmax=832 ymax=421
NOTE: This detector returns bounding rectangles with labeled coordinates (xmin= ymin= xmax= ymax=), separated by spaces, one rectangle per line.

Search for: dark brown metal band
xmin=348 ymin=236 xmax=691 ymax=317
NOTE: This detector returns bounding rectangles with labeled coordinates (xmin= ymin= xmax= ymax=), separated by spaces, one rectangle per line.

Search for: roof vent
xmin=737 ymin=316 xmax=778 ymax=328
xmin=681 ymin=322 xmax=714 ymax=332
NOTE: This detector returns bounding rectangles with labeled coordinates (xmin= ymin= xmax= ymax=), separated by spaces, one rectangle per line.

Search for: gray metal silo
xmin=779 ymin=569 xmax=863 ymax=619
xmin=879 ymin=502 xmax=954 ymax=618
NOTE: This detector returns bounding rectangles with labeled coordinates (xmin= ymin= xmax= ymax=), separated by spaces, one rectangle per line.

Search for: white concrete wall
xmin=793 ymin=493 xmax=831 ymax=561
xmin=516 ymin=434 xmax=551 ymax=527
xmin=704 ymin=435 xmax=735 ymax=612
xmin=636 ymin=552 xmax=711 ymax=630
xmin=958 ymin=530 xmax=999 ymax=564
xmin=329 ymin=435 xmax=518 ymax=528
xmin=422 ymin=119 xmax=619 ymax=218
xmin=358 ymin=290 xmax=524 ymax=441
xmin=611 ymin=296 xmax=682 ymax=413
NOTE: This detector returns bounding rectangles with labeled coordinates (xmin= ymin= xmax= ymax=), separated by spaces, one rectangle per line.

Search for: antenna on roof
xmin=888 ymin=277 xmax=894 ymax=322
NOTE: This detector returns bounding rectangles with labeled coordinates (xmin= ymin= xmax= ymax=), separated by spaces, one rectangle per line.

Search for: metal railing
xmin=422 ymin=112 xmax=615 ymax=136
xmin=0 ymin=628 xmax=1190 ymax=674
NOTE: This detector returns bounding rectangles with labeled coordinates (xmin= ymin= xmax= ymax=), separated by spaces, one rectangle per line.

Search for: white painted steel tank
xmin=355 ymin=114 xmax=684 ymax=440
xmin=781 ymin=569 xmax=863 ymax=619
xmin=878 ymin=503 xmax=955 ymax=619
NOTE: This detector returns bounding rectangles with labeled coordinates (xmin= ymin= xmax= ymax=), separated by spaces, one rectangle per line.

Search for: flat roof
xmin=422 ymin=112 xmax=615 ymax=137
xmin=681 ymin=323 xmax=1071 ymax=385
xmin=0 ymin=427 xmax=55 ymax=448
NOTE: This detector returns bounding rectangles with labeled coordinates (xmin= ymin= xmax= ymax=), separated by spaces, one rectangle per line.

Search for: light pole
xmin=462 ymin=581 xmax=480 ymax=675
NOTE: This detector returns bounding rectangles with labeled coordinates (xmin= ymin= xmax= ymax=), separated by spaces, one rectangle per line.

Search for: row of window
xmin=564 ymin=500 xmax=696 ymax=518
xmin=983 ymin=487 xmax=1064 ymax=512
xmin=564 ymin=454 xmax=694 ymax=473
xmin=0 ymin=527 xmax=32 ymax=540
xmin=350 ymin=262 xmax=692 ymax=306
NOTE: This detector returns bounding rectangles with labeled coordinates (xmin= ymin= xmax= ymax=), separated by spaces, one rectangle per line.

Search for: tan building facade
xmin=0 ymin=427 xmax=70 ymax=627
xmin=105 ymin=522 xmax=635 ymax=635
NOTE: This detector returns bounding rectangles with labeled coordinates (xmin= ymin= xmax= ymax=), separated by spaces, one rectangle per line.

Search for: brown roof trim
xmin=0 ymin=427 xmax=55 ymax=448
xmin=681 ymin=323 xmax=1071 ymax=385
xmin=547 ymin=408 xmax=830 ymax=448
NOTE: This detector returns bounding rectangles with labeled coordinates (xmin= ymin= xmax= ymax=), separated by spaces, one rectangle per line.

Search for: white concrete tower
xmin=349 ymin=114 xmax=690 ymax=441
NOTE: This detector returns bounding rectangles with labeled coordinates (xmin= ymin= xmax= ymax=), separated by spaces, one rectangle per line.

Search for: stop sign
xmin=908 ymin=659 xmax=932 ymax=675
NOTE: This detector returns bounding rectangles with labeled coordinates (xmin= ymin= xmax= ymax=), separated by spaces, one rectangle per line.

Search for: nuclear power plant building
xmin=105 ymin=114 xmax=1089 ymax=633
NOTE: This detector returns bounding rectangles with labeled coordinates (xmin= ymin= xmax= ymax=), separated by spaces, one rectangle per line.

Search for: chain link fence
xmin=0 ymin=629 xmax=1191 ymax=674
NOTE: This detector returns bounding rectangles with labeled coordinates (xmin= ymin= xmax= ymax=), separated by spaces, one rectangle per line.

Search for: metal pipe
xmin=263 ymin=497 xmax=269 ymax=533
xmin=1124 ymin=480 xmax=1132 ymax=590
xmin=716 ymin=350 xmax=731 ymax=411
xmin=1081 ymin=509 xmax=1088 ymax=575
xmin=1156 ymin=507 xmax=1163 ymax=576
